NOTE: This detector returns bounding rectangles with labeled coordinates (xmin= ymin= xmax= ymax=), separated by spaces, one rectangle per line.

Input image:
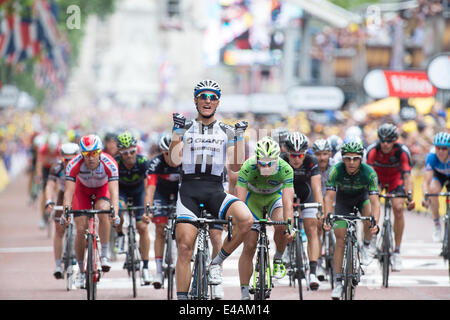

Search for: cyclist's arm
xmin=235 ymin=185 xmax=248 ymax=203
xmin=324 ymin=189 xmax=336 ymax=219
xmin=282 ymin=187 xmax=294 ymax=222
xmin=168 ymin=133 xmax=183 ymax=167
xmin=63 ymin=180 xmax=76 ymax=209
xmin=108 ymin=180 xmax=120 ymax=215
xmin=422 ymin=169 xmax=433 ymax=195
xmin=145 ymin=174 xmax=157 ymax=206
xmin=227 ymin=144 xmax=244 ymax=173
xmin=403 ymin=172 xmax=414 ymax=196
xmin=369 ymin=193 xmax=380 ymax=226
xmin=44 ymin=179 xmax=57 ymax=205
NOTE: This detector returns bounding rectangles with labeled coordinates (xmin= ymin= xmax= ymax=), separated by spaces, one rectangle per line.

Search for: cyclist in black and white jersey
xmin=168 ymin=79 xmax=254 ymax=300
xmin=312 ymin=139 xmax=335 ymax=198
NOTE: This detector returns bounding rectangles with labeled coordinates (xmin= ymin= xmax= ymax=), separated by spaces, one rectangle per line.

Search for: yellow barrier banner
xmin=0 ymin=158 xmax=10 ymax=193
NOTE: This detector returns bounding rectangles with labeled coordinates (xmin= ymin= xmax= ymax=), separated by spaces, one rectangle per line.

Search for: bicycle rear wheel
xmin=343 ymin=237 xmax=354 ymax=300
xmin=294 ymin=235 xmax=304 ymax=300
xmin=326 ymin=232 xmax=335 ymax=289
xmin=86 ymin=234 xmax=97 ymax=300
xmin=382 ymin=222 xmax=391 ymax=288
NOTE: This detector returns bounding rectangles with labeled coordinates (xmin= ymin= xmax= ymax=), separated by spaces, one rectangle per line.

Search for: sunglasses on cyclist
xmin=196 ymin=93 xmax=219 ymax=101
xmin=342 ymin=155 xmax=362 ymax=162
xmin=258 ymin=160 xmax=276 ymax=167
xmin=288 ymin=152 xmax=305 ymax=159
xmin=436 ymin=146 xmax=448 ymax=151
xmin=81 ymin=149 xmax=101 ymax=157
xmin=120 ymin=148 xmax=137 ymax=156
xmin=380 ymin=139 xmax=395 ymax=143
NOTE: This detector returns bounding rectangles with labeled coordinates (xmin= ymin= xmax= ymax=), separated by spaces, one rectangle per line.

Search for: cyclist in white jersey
xmin=168 ymin=79 xmax=254 ymax=300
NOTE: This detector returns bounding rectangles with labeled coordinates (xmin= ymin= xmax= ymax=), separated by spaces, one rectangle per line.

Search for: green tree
xmin=330 ymin=0 xmax=381 ymax=10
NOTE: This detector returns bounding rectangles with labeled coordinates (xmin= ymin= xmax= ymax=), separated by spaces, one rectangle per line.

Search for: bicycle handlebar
xmin=327 ymin=213 xmax=375 ymax=228
xmin=424 ymin=192 xmax=450 ymax=199
xmin=379 ymin=193 xmax=409 ymax=199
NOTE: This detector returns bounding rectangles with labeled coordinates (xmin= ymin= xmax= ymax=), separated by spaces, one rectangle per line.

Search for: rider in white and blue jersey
xmin=422 ymin=132 xmax=450 ymax=242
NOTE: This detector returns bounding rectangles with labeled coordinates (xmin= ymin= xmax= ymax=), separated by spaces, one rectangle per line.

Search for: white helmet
xmin=159 ymin=133 xmax=171 ymax=152
xmin=194 ymin=79 xmax=221 ymax=98
xmin=61 ymin=143 xmax=80 ymax=158
xmin=345 ymin=126 xmax=362 ymax=140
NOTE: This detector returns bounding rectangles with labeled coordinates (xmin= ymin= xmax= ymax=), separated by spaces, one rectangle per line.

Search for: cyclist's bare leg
xmin=429 ymin=179 xmax=442 ymax=221
xmin=95 ymin=199 xmax=111 ymax=249
xmin=74 ymin=215 xmax=89 ymax=265
xmin=221 ymin=201 xmax=253 ymax=254
xmin=271 ymin=207 xmax=287 ymax=254
xmin=392 ymin=198 xmax=405 ymax=249
xmin=238 ymin=231 xmax=258 ymax=286
xmin=333 ymin=227 xmax=346 ymax=274
xmin=304 ymin=218 xmax=320 ymax=262
xmin=154 ymin=223 xmax=166 ymax=261
xmin=175 ymin=223 xmax=198 ymax=293
xmin=361 ymin=202 xmax=373 ymax=241
xmin=53 ymin=218 xmax=65 ymax=262
xmin=137 ymin=221 xmax=150 ymax=261
xmin=209 ymin=228 xmax=223 ymax=259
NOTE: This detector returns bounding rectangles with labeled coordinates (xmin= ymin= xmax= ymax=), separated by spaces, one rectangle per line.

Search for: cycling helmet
xmin=285 ymin=132 xmax=309 ymax=153
xmin=255 ymin=137 xmax=280 ymax=159
xmin=341 ymin=140 xmax=364 ymax=155
xmin=104 ymin=131 xmax=118 ymax=142
xmin=194 ymin=79 xmax=221 ymax=98
xmin=377 ymin=123 xmax=398 ymax=141
xmin=312 ymin=139 xmax=331 ymax=152
xmin=271 ymin=127 xmax=290 ymax=144
xmin=345 ymin=126 xmax=362 ymax=140
xmin=47 ymin=132 xmax=60 ymax=152
xmin=80 ymin=134 xmax=103 ymax=152
xmin=60 ymin=143 xmax=80 ymax=158
xmin=116 ymin=131 xmax=137 ymax=149
xmin=433 ymin=132 xmax=450 ymax=147
xmin=159 ymin=133 xmax=171 ymax=152
xmin=327 ymin=135 xmax=342 ymax=154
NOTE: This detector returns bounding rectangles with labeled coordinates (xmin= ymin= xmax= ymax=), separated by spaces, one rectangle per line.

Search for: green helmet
xmin=116 ymin=131 xmax=137 ymax=149
xmin=341 ymin=140 xmax=364 ymax=155
xmin=255 ymin=137 xmax=280 ymax=159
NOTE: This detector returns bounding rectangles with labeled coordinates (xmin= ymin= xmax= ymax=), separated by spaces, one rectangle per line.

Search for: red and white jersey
xmin=65 ymin=152 xmax=119 ymax=188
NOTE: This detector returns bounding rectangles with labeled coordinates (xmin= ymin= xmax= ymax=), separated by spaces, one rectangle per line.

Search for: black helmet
xmin=285 ymin=132 xmax=309 ymax=153
xmin=377 ymin=123 xmax=398 ymax=142
xmin=159 ymin=133 xmax=171 ymax=152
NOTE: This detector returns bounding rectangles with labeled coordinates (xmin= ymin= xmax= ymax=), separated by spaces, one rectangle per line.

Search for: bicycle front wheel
xmin=165 ymin=235 xmax=174 ymax=300
xmin=326 ymin=232 xmax=335 ymax=289
xmin=64 ymin=223 xmax=74 ymax=291
xmin=129 ymin=230 xmax=137 ymax=298
xmin=382 ymin=223 xmax=391 ymax=288
xmin=343 ymin=238 xmax=354 ymax=300
xmin=294 ymin=235 xmax=304 ymax=300
xmin=256 ymin=247 xmax=266 ymax=300
xmin=86 ymin=234 xmax=96 ymax=300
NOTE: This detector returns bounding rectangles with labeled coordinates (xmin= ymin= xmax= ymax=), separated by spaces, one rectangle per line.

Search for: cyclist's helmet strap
xmin=377 ymin=123 xmax=398 ymax=141
xmin=285 ymin=132 xmax=308 ymax=153
xmin=80 ymin=135 xmax=103 ymax=152
xmin=117 ymin=131 xmax=137 ymax=149
xmin=255 ymin=137 xmax=280 ymax=159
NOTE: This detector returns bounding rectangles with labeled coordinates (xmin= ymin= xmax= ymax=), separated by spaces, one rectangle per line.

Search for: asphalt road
xmin=1 ymin=174 xmax=449 ymax=300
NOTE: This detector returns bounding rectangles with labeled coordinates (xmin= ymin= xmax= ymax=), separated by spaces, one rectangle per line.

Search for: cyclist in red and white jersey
xmin=365 ymin=123 xmax=415 ymax=270
xmin=62 ymin=134 xmax=120 ymax=288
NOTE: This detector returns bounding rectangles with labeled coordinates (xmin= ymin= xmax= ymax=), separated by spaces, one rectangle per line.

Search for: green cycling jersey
xmin=326 ymin=162 xmax=379 ymax=196
xmin=237 ymin=156 xmax=293 ymax=220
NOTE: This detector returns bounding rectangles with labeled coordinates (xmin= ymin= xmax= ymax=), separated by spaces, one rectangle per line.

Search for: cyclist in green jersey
xmin=235 ymin=137 xmax=295 ymax=300
xmin=323 ymin=140 xmax=380 ymax=300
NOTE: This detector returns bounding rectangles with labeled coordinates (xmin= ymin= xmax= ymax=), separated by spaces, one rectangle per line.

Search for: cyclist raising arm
xmin=168 ymin=79 xmax=254 ymax=300
xmin=62 ymin=135 xmax=120 ymax=288
xmin=323 ymin=140 xmax=380 ymax=300
xmin=422 ymin=132 xmax=450 ymax=242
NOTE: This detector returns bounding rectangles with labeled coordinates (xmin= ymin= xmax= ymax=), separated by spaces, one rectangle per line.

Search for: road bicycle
xmin=65 ymin=195 xmax=114 ymax=300
xmin=327 ymin=208 xmax=375 ymax=300
xmin=287 ymin=202 xmax=322 ymax=300
xmin=176 ymin=203 xmax=232 ymax=300
xmin=54 ymin=205 xmax=76 ymax=291
xmin=250 ymin=206 xmax=290 ymax=300
xmin=119 ymin=198 xmax=151 ymax=298
xmin=377 ymin=190 xmax=409 ymax=288
xmin=424 ymin=190 xmax=450 ymax=280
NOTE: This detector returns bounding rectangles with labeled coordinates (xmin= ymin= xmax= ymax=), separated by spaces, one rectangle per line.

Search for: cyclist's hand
xmin=234 ymin=120 xmax=248 ymax=136
xmin=406 ymin=200 xmax=415 ymax=211
xmin=112 ymin=215 xmax=120 ymax=227
xmin=421 ymin=199 xmax=429 ymax=208
xmin=285 ymin=232 xmax=294 ymax=243
xmin=45 ymin=204 xmax=54 ymax=215
xmin=59 ymin=215 xmax=70 ymax=227
xmin=172 ymin=113 xmax=186 ymax=130
xmin=369 ymin=224 xmax=380 ymax=235
xmin=142 ymin=213 xmax=150 ymax=224
xmin=322 ymin=218 xmax=332 ymax=232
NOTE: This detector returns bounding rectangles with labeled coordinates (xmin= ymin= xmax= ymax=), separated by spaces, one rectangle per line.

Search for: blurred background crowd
xmin=1 ymin=0 xmax=450 ymax=211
